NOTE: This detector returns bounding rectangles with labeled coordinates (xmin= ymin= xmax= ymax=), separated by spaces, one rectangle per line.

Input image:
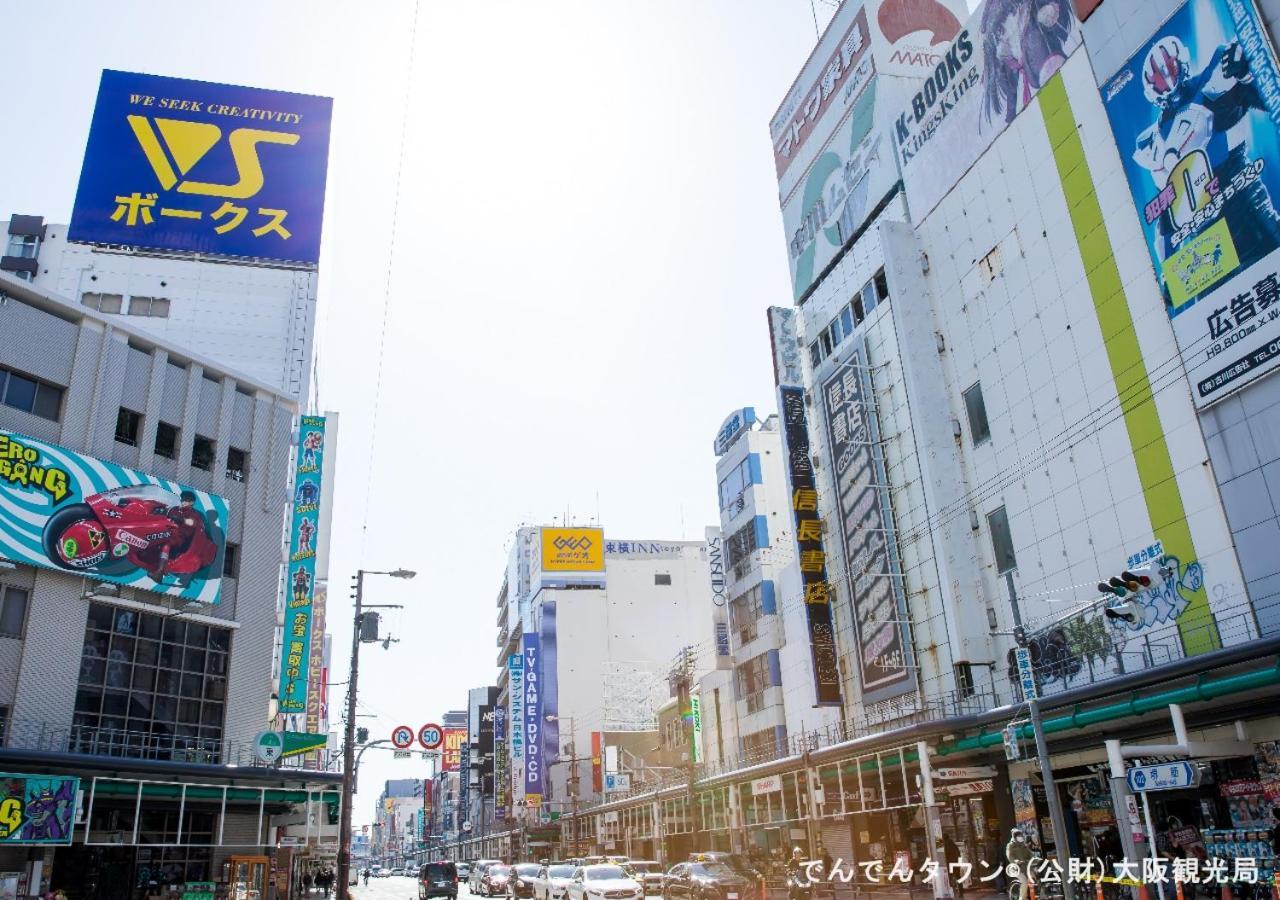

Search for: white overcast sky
xmin=1 ymin=0 xmax=971 ymax=827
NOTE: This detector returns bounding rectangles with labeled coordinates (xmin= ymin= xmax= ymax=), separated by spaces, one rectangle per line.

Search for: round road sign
xmin=391 ymin=725 xmax=415 ymax=749
xmin=419 ymin=723 xmax=444 ymax=750
xmin=253 ymin=731 xmax=284 ymax=764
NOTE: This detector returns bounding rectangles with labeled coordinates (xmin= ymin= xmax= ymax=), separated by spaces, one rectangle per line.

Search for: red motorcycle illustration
xmin=41 ymin=485 xmax=220 ymax=585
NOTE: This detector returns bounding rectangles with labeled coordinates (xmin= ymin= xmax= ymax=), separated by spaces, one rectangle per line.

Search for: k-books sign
xmin=1100 ymin=0 xmax=1280 ymax=407
xmin=892 ymin=0 xmax=1081 ymax=221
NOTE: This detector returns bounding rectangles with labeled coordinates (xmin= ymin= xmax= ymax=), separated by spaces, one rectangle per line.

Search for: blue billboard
xmin=69 ymin=70 xmax=332 ymax=264
xmin=522 ymin=633 xmax=542 ymax=804
xmin=278 ymin=415 xmax=327 ymax=717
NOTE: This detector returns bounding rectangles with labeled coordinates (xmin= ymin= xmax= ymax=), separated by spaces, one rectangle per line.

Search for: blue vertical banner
xmin=540 ymin=602 xmax=559 ymax=768
xmin=277 ymin=415 xmax=326 ymax=716
xmin=522 ymin=633 xmax=542 ymax=804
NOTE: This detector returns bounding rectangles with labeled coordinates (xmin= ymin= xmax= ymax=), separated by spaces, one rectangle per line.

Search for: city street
xmin=348 ymin=875 xmax=429 ymax=900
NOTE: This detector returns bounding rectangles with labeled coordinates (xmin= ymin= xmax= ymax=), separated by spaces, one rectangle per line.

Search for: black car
xmin=419 ymin=861 xmax=459 ymax=900
xmin=509 ymin=864 xmax=542 ymax=898
xmin=663 ymin=862 xmax=752 ymax=900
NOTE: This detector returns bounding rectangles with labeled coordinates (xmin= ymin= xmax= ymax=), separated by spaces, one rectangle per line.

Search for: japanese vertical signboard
xmin=305 ymin=580 xmax=328 ymax=735
xmin=69 ymin=70 xmax=332 ymax=263
xmin=494 ymin=707 xmax=507 ymax=820
xmin=689 ymin=695 xmax=704 ymax=763
xmin=591 ymin=732 xmax=603 ymax=793
xmin=891 ymin=0 xmax=1081 ymax=221
xmin=441 ymin=727 xmax=467 ymax=773
xmin=0 ymin=774 xmax=77 ymax=845
xmin=522 ymin=632 xmax=543 ymax=805
xmin=778 ymin=386 xmax=843 ymax=706
xmin=509 ymin=653 xmax=524 ymax=762
xmin=1099 ymin=0 xmax=1280 ymax=407
xmin=278 ymin=415 xmax=327 ymax=716
xmin=821 ymin=345 xmax=916 ymax=703
xmin=0 ymin=431 xmax=228 ymax=603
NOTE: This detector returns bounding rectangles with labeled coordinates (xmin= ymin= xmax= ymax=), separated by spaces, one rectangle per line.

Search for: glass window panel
xmin=200 ymin=704 xmax=222 ymax=726
xmin=988 ymin=506 xmax=1018 ymax=574
xmin=208 ymin=630 xmax=229 ymax=652
xmin=156 ymin=670 xmax=180 ymax=696
xmin=80 ymin=657 xmax=106 ymax=686
xmin=132 ymin=667 xmax=156 ymax=693
xmin=207 ymin=653 xmax=226 ymax=676
xmin=186 ymin=623 xmax=208 ymax=647
xmin=75 ymin=689 xmax=103 ymax=714
xmin=963 ymin=382 xmax=992 ymax=446
xmin=128 ymin=694 xmax=155 ymax=720
xmin=88 ymin=603 xmax=115 ymax=631
xmin=3 ymin=373 xmax=37 ymax=412
xmin=183 ymin=647 xmax=206 ymax=673
xmin=102 ymin=691 xmax=128 ymax=717
xmin=180 ymin=674 xmax=203 ymax=698
xmin=111 ymin=636 xmax=135 ymax=661
xmin=32 ymin=384 xmax=62 ymax=421
xmin=105 ymin=659 xmax=130 ymax=690
xmin=114 ymin=609 xmax=138 ymax=635
xmin=140 ymin=614 xmax=162 ymax=640
xmin=162 ymin=620 xmax=185 ymax=643
xmin=0 ymin=588 xmax=27 ymax=637
xmin=135 ymin=640 xmax=158 ymax=665
xmin=204 ymin=678 xmax=225 ymax=702
xmin=158 ymin=643 xmax=179 ymax=668
xmin=154 ymin=697 xmax=177 ymax=722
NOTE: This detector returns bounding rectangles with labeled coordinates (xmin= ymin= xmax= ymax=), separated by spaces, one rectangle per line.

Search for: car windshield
xmin=425 ymin=865 xmax=453 ymax=877
xmin=549 ymin=867 xmax=575 ymax=878
xmin=585 ymin=867 xmax=626 ymax=881
xmin=489 ymin=867 xmax=511 ymax=877
xmin=515 ymin=865 xmax=540 ymax=876
xmin=629 ymin=863 xmax=660 ymax=873
xmin=692 ymin=864 xmax=734 ymax=878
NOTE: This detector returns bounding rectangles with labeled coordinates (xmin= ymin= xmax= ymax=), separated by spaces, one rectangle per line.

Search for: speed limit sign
xmin=391 ymin=725 xmax=415 ymax=749
xmin=419 ymin=723 xmax=444 ymax=750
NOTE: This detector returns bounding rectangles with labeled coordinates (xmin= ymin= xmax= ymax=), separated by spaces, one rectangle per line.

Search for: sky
xmin=0 ymin=0 xmax=957 ymax=827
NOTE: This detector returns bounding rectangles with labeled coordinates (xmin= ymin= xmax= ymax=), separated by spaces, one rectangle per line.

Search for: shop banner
xmin=305 ymin=580 xmax=328 ymax=735
xmin=278 ymin=415 xmax=326 ymax=716
xmin=689 ymin=695 xmax=704 ymax=763
xmin=441 ymin=727 xmax=467 ymax=773
xmin=541 ymin=603 xmax=560 ymax=767
xmin=0 ymin=430 xmax=228 ymax=603
xmin=778 ymin=385 xmax=843 ymax=706
xmin=591 ymin=732 xmax=603 ymax=793
xmin=821 ymin=344 xmax=916 ymax=703
xmin=508 ymin=654 xmax=524 ymax=760
xmin=892 ymin=0 xmax=1081 ymax=221
xmin=69 ymin=70 xmax=332 ymax=264
xmin=522 ymin=632 xmax=543 ymax=804
xmin=1100 ymin=0 xmax=1280 ymax=407
xmin=495 ymin=740 xmax=507 ymax=817
xmin=0 ymin=774 xmax=77 ymax=844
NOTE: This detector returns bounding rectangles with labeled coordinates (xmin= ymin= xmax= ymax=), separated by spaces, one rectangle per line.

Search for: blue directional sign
xmin=1127 ymin=762 xmax=1198 ymax=792
xmin=1014 ymin=647 xmax=1038 ymax=700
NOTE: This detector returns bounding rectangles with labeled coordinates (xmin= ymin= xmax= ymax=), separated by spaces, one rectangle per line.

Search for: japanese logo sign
xmin=892 ymin=0 xmax=1081 ymax=221
xmin=778 ymin=386 xmax=843 ymax=706
xmin=0 ymin=775 xmax=77 ymax=845
xmin=0 ymin=430 xmax=228 ymax=603
xmin=278 ymin=415 xmax=327 ymax=717
xmin=540 ymin=527 xmax=604 ymax=572
xmin=821 ymin=345 xmax=916 ymax=703
xmin=1099 ymin=0 xmax=1280 ymax=407
xmin=69 ymin=70 xmax=332 ymax=264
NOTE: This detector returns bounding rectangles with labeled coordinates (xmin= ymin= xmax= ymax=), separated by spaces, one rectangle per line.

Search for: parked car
xmin=419 ymin=862 xmax=459 ymax=900
xmin=624 ymin=862 xmax=664 ymax=896
xmin=471 ymin=861 xmax=504 ymax=894
xmin=663 ymin=862 xmax=751 ymax=900
xmin=533 ymin=864 xmax=576 ymax=900
xmin=688 ymin=854 xmax=760 ymax=880
xmin=507 ymin=864 xmax=541 ymax=899
xmin=568 ymin=865 xmax=642 ymax=900
xmin=457 ymin=864 xmax=473 ymax=882
xmin=479 ymin=865 xmax=513 ymax=897
xmin=391 ymin=868 xmax=406 ymax=877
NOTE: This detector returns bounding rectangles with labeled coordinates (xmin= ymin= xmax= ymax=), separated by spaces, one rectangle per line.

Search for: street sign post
xmin=418 ymin=723 xmax=444 ymax=750
xmin=1126 ymin=762 xmax=1200 ymax=792
xmin=391 ymin=725 xmax=414 ymax=749
xmin=1014 ymin=647 xmax=1038 ymax=700
xmin=253 ymin=731 xmax=284 ymax=764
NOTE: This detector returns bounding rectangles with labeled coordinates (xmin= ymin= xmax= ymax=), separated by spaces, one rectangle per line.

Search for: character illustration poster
xmin=1101 ymin=0 xmax=1280 ymax=407
xmin=894 ymin=0 xmax=1081 ymax=219
xmin=0 ymin=431 xmax=228 ymax=603
xmin=0 ymin=775 xmax=78 ymax=845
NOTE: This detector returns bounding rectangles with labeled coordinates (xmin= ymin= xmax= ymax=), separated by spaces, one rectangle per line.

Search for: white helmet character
xmin=1142 ymin=36 xmax=1191 ymax=107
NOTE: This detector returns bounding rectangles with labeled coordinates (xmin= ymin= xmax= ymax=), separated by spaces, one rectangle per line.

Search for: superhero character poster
xmin=1101 ymin=0 xmax=1280 ymax=407
xmin=0 ymin=775 xmax=78 ymax=845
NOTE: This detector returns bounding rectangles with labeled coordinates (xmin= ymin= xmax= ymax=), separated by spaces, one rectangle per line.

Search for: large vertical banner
xmin=522 ymin=633 xmax=543 ymax=805
xmin=821 ymin=345 xmax=916 ymax=703
xmin=779 ymin=386 xmax=844 ymax=706
xmin=494 ymin=706 xmax=507 ymax=821
xmin=305 ymin=580 xmax=328 ymax=735
xmin=441 ymin=727 xmax=467 ymax=772
xmin=278 ymin=415 xmax=326 ymax=716
xmin=1100 ymin=0 xmax=1280 ymax=407
xmin=541 ymin=603 xmax=560 ymax=768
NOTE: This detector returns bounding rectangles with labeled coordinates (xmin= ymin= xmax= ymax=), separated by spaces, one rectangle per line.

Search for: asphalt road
xmin=347 ymin=875 xmax=481 ymax=900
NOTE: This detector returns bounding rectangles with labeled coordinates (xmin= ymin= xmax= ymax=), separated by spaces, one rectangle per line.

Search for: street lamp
xmin=336 ymin=568 xmax=414 ymax=900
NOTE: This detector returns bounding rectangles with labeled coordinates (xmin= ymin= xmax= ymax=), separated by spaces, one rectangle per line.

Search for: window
xmin=0 ymin=366 xmax=63 ymax=421
xmin=81 ymin=292 xmax=123 ymax=314
xmin=154 ymin=422 xmax=179 ymax=459
xmin=862 ymin=280 xmax=878 ymax=317
xmin=735 ymin=652 xmax=771 ymax=698
xmin=654 ymin=573 xmax=672 ymax=586
xmin=717 ymin=456 xmax=752 ymax=512
xmin=223 ymin=543 xmax=239 ymax=578
xmin=955 ymin=661 xmax=975 ymax=698
xmin=873 ymin=267 xmax=890 ymax=302
xmin=115 ymin=408 xmax=141 ymax=446
xmin=0 ymin=704 xmax=8 ymax=746
xmin=724 ymin=519 xmax=760 ymax=571
xmin=741 ymin=728 xmax=777 ymax=760
xmin=226 ymin=447 xmax=247 ymax=482
xmin=809 ymin=342 xmax=824 ymax=368
xmin=191 ymin=435 xmax=215 ymax=471
xmin=0 ymin=586 xmax=28 ymax=638
xmin=73 ymin=602 xmax=230 ymax=761
xmin=987 ymin=506 xmax=1018 ymax=574
xmin=962 ymin=382 xmax=991 ymax=446
xmin=729 ymin=584 xmax=766 ymax=647
xmin=6 ymin=234 xmax=38 ymax=258
xmin=819 ymin=329 xmax=833 ymax=356
xmin=129 ymin=296 xmax=170 ymax=317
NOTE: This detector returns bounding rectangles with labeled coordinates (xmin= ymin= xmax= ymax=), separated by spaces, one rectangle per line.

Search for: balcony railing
xmin=0 ymin=717 xmax=341 ymax=773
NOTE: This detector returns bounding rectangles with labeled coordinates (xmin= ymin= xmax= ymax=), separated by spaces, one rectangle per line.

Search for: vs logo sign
xmin=69 ymin=69 xmax=332 ymax=264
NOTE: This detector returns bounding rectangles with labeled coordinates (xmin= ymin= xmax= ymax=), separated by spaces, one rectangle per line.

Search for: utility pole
xmin=568 ymin=716 xmax=581 ymax=856
xmin=336 ymin=568 xmax=414 ymax=900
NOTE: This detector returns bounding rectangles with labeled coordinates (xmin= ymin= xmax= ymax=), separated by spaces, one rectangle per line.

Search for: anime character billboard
xmin=0 ymin=431 xmax=227 ymax=603
xmin=892 ymin=0 xmax=1081 ymax=219
xmin=1100 ymin=0 xmax=1280 ymax=408
xmin=0 ymin=775 xmax=78 ymax=845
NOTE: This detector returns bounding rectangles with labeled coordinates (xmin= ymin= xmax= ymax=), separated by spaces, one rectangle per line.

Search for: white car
xmin=534 ymin=865 xmax=576 ymax=900
xmin=567 ymin=865 xmax=643 ymax=900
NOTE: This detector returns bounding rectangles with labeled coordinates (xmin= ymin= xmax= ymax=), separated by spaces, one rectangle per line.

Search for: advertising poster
xmin=0 ymin=774 xmax=78 ymax=845
xmin=278 ymin=415 xmax=327 ymax=716
xmin=541 ymin=603 xmax=560 ymax=767
xmin=305 ymin=580 xmax=328 ymax=735
xmin=867 ymin=0 xmax=968 ymax=77
xmin=821 ymin=345 xmax=916 ymax=703
xmin=508 ymin=654 xmax=524 ymax=761
xmin=540 ymin=527 xmax=604 ymax=572
xmin=0 ymin=430 xmax=228 ymax=602
xmin=892 ymin=0 xmax=1081 ymax=221
xmin=778 ymin=386 xmax=843 ymax=706
xmin=1099 ymin=0 xmax=1280 ymax=407
xmin=522 ymin=633 xmax=543 ymax=804
xmin=441 ymin=727 xmax=467 ymax=773
xmin=69 ymin=70 xmax=332 ymax=263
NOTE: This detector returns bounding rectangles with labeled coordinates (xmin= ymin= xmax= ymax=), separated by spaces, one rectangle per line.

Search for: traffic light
xmin=1103 ymin=599 xmax=1144 ymax=625
xmin=1098 ymin=563 xmax=1164 ymax=623
xmin=357 ymin=727 xmax=369 ymax=744
xmin=1013 ymin=625 xmax=1028 ymax=647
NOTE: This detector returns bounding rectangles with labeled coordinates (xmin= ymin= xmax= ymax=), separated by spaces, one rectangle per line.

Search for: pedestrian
xmin=817 ymin=844 xmax=832 ymax=880
xmin=302 ymin=872 xmax=312 ymax=896
xmin=1005 ymin=830 xmax=1033 ymax=900
xmin=943 ymin=835 xmax=964 ymax=899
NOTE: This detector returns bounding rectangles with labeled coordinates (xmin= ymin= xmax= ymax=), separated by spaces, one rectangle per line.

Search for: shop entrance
xmin=51 ymin=845 xmax=138 ymax=900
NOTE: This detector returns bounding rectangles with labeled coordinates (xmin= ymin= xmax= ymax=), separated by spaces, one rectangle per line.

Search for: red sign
xmin=591 ymin=732 xmax=603 ymax=793
xmin=1219 ymin=779 xmax=1263 ymax=797
xmin=391 ymin=725 xmax=414 ymax=749
xmin=419 ymin=723 xmax=444 ymax=750
xmin=441 ymin=727 xmax=467 ymax=772
xmin=423 ymin=778 xmax=433 ymax=816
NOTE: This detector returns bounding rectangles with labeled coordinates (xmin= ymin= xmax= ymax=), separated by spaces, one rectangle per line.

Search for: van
xmin=419 ymin=861 xmax=459 ymax=900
